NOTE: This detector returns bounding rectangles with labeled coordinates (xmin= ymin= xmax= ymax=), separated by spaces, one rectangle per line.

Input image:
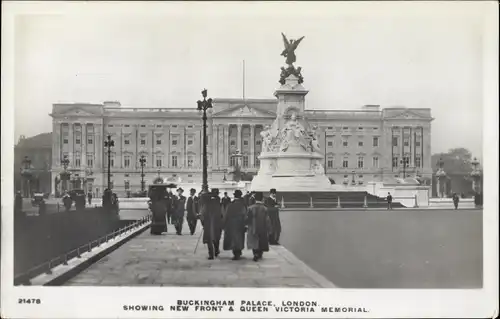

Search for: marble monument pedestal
xmin=250 ymin=144 xmax=332 ymax=192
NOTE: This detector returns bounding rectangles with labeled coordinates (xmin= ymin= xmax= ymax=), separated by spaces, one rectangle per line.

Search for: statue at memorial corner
xmin=309 ymin=125 xmax=321 ymax=153
xmin=260 ymin=125 xmax=273 ymax=153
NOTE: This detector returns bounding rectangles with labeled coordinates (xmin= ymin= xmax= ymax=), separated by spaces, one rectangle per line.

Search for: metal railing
xmin=279 ymin=195 xmax=419 ymax=209
xmin=14 ymin=214 xmax=152 ymax=285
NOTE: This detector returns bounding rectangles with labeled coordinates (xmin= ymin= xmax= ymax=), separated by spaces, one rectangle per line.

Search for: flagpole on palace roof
xmin=243 ymin=59 xmax=246 ymax=104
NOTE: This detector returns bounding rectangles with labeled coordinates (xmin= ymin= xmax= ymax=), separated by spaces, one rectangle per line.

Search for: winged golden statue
xmin=281 ymin=33 xmax=305 ymax=66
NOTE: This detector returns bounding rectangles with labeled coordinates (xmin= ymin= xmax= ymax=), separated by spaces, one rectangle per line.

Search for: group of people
xmin=148 ymin=187 xmax=282 ymax=262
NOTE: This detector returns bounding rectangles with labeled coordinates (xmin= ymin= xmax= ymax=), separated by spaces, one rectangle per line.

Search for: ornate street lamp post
xmin=400 ymin=157 xmax=409 ymax=179
xmin=197 ymin=88 xmax=213 ymax=195
xmin=20 ymin=156 xmax=32 ymax=197
xmin=140 ymin=155 xmax=146 ymax=192
xmin=60 ymin=155 xmax=71 ymax=193
xmin=104 ymin=134 xmax=115 ymax=190
xmin=435 ymin=157 xmax=446 ymax=198
xmin=470 ymin=157 xmax=482 ymax=193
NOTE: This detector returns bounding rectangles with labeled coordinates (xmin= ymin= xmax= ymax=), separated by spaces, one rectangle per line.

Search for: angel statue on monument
xmin=281 ymin=33 xmax=305 ymax=67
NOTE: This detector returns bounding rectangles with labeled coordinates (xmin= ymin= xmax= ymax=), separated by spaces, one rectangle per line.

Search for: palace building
xmin=50 ymin=99 xmax=433 ymax=196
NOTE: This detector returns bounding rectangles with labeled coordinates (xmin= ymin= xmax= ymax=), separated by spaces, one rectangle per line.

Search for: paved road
xmin=279 ymin=208 xmax=483 ymax=288
xmin=65 ymin=219 xmax=334 ymax=288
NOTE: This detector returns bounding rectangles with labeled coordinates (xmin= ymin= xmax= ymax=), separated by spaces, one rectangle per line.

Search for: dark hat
xmin=270 ymin=188 xmax=277 ymax=194
xmin=190 ymin=188 xmax=196 ymax=194
xmin=177 ymin=187 xmax=184 ymax=193
xmin=211 ymin=188 xmax=219 ymax=195
xmin=254 ymin=192 xmax=264 ymax=201
xmin=233 ymin=189 xmax=243 ymax=198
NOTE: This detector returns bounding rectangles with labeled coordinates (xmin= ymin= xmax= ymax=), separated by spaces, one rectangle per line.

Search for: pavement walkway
xmin=65 ymin=219 xmax=335 ymax=288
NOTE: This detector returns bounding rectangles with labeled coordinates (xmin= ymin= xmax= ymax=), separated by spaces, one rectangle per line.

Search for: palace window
xmin=108 ymin=125 xmax=114 ymax=127
xmin=343 ymin=127 xmax=349 ymax=130
xmin=392 ymin=157 xmax=399 ymax=168
xmin=110 ymin=154 xmax=115 ymax=168
xmin=392 ymin=137 xmax=398 ymax=146
xmin=357 ymin=156 xmax=364 ymax=168
xmin=157 ymin=125 xmax=162 ymax=128
xmin=243 ymin=140 xmax=248 ymax=146
xmin=343 ymin=139 xmax=348 ymax=147
xmin=328 ymin=141 xmax=333 ymax=147
xmin=124 ymin=155 xmax=131 ymax=168
xmin=63 ymin=134 xmax=69 ymax=144
xmin=187 ymin=125 xmax=193 ymax=129
xmin=415 ymin=137 xmax=421 ymax=147
xmin=373 ymin=137 xmax=379 ymax=147
xmin=87 ymin=137 xmax=93 ymax=144
xmin=230 ymin=140 xmax=236 ymax=146
xmin=172 ymin=125 xmax=178 ymax=128
xmin=342 ymin=158 xmax=349 ymax=168
xmin=156 ymin=156 xmax=163 ymax=167
xmin=156 ymin=139 xmax=162 ymax=145
xmin=404 ymin=138 xmax=409 ymax=146
xmin=124 ymin=180 xmax=130 ymax=190
xmin=358 ymin=127 xmax=363 ymax=130
xmin=76 ymin=138 xmax=81 ymax=145
xmin=187 ymin=139 xmax=193 ymax=145
xmin=372 ymin=156 xmax=379 ymax=168
xmin=124 ymin=125 xmax=130 ymax=127
xmin=415 ymin=156 xmax=421 ymax=167
xmin=75 ymin=153 xmax=81 ymax=167
xmin=86 ymin=154 xmax=93 ymax=167
xmin=358 ymin=141 xmax=364 ymax=147
xmin=172 ymin=139 xmax=178 ymax=146
xmin=171 ymin=155 xmax=178 ymax=168
xmin=242 ymin=156 xmax=249 ymax=168
xmin=328 ymin=126 xmax=333 ymax=130
xmin=327 ymin=158 xmax=334 ymax=168
xmin=256 ymin=140 xmax=261 ymax=146
xmin=124 ymin=139 xmax=130 ymax=145
xmin=187 ymin=156 xmax=194 ymax=168
xmin=141 ymin=125 xmax=146 ymax=128
xmin=141 ymin=139 xmax=146 ymax=145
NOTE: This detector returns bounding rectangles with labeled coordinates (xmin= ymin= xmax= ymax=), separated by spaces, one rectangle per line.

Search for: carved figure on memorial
xmin=280 ymin=112 xmax=309 ymax=152
xmin=260 ymin=125 xmax=273 ymax=153
xmin=309 ymin=125 xmax=321 ymax=153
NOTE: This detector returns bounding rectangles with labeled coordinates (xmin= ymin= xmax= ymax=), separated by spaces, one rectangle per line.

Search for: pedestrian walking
xmin=221 ymin=192 xmax=231 ymax=221
xmin=166 ymin=188 xmax=174 ymax=224
xmin=186 ymin=188 xmax=199 ymax=235
xmin=246 ymin=192 xmax=270 ymax=262
xmin=248 ymin=191 xmax=257 ymax=206
xmin=150 ymin=188 xmax=167 ymax=235
xmin=87 ymin=191 xmax=93 ymax=205
xmin=200 ymin=188 xmax=223 ymax=260
xmin=386 ymin=192 xmax=393 ymax=210
xmin=173 ymin=188 xmax=186 ymax=235
xmin=265 ymin=188 xmax=282 ymax=245
xmin=243 ymin=191 xmax=251 ymax=207
xmin=452 ymin=192 xmax=460 ymax=210
xmin=223 ymin=190 xmax=247 ymax=260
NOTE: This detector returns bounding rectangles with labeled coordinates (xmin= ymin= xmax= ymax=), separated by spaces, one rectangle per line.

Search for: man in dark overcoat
xmin=201 ymin=189 xmax=223 ymax=259
xmin=452 ymin=192 xmax=460 ymax=210
xmin=186 ymin=188 xmax=198 ymax=235
xmin=243 ymin=191 xmax=251 ymax=207
xmin=166 ymin=188 xmax=174 ymax=224
xmin=246 ymin=192 xmax=270 ymax=262
xmin=223 ymin=190 xmax=247 ymax=260
xmin=173 ymin=188 xmax=186 ymax=235
xmin=265 ymin=188 xmax=282 ymax=245
xmin=221 ymin=192 xmax=231 ymax=221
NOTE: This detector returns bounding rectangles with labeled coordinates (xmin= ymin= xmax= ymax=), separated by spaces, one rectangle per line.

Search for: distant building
xmin=49 ymin=99 xmax=433 ymax=196
xmin=14 ymin=133 xmax=52 ymax=196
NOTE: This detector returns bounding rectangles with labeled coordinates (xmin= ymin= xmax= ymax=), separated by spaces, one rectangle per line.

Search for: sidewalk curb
xmin=281 ymin=207 xmax=480 ymax=211
xmin=29 ymin=221 xmax=151 ymax=286
xmin=272 ymin=246 xmax=337 ymax=288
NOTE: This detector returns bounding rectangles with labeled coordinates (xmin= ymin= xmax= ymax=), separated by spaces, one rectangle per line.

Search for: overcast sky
xmin=12 ymin=2 xmax=487 ymax=158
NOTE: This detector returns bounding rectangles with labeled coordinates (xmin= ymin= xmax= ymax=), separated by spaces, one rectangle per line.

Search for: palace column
xmin=237 ymin=124 xmax=242 ymax=152
xmin=250 ymin=124 xmax=255 ymax=168
xmin=212 ymin=124 xmax=218 ymax=166
xmin=218 ymin=125 xmax=224 ymax=168
xmin=52 ymin=121 xmax=61 ymax=168
xmin=224 ymin=126 xmax=230 ymax=166
xmin=81 ymin=122 xmax=87 ymax=170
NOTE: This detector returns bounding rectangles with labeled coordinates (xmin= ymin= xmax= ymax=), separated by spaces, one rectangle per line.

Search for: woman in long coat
xmin=173 ymin=188 xmax=186 ymax=235
xmin=264 ymin=189 xmax=281 ymax=245
xmin=150 ymin=189 xmax=167 ymax=235
xmin=223 ymin=190 xmax=247 ymax=260
xmin=246 ymin=192 xmax=270 ymax=262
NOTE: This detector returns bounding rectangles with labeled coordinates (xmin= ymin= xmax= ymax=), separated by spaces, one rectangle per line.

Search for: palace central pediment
xmin=51 ymin=104 xmax=103 ymax=117
xmin=212 ymin=104 xmax=276 ymax=118
xmin=383 ymin=109 xmax=433 ymax=121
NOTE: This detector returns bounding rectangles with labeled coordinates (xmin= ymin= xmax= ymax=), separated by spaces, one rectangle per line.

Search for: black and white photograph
xmin=1 ymin=1 xmax=498 ymax=318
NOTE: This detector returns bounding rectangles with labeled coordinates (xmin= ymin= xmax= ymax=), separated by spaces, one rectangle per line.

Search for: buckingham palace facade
xmin=50 ymin=99 xmax=433 ymax=196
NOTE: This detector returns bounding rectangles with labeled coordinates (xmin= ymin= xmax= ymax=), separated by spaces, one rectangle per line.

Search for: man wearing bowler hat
xmin=223 ymin=189 xmax=247 ymax=260
xmin=246 ymin=191 xmax=270 ymax=262
xmin=186 ymin=188 xmax=199 ymax=235
xmin=173 ymin=187 xmax=186 ymax=235
xmin=201 ymin=188 xmax=223 ymax=259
